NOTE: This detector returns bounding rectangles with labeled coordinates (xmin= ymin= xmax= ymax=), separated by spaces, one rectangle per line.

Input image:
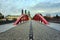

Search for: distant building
xmin=28 ymin=11 xmax=31 ymax=17
xmin=46 ymin=14 xmax=51 ymax=17
xmin=22 ymin=9 xmax=23 ymax=14
xmin=5 ymin=15 xmax=20 ymax=20
xmin=25 ymin=10 xmax=27 ymax=14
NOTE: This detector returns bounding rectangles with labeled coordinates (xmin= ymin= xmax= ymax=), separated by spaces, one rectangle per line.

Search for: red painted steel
xmin=14 ymin=14 xmax=29 ymax=25
xmin=33 ymin=14 xmax=48 ymax=24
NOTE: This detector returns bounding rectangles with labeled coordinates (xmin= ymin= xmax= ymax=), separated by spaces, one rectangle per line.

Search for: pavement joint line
xmin=29 ymin=21 xmax=33 ymax=40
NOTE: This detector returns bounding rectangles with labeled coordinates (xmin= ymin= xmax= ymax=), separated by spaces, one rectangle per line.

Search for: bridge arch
xmin=14 ymin=14 xmax=29 ymax=25
xmin=33 ymin=14 xmax=48 ymax=24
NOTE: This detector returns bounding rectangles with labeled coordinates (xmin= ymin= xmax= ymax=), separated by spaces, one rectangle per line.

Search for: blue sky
xmin=0 ymin=0 xmax=60 ymax=17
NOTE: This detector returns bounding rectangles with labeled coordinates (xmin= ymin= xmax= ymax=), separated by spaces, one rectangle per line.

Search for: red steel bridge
xmin=14 ymin=14 xmax=48 ymax=25
xmin=0 ymin=11 xmax=60 ymax=40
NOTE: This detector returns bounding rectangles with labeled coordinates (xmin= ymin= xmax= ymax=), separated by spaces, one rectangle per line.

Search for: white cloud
xmin=0 ymin=0 xmax=60 ymax=16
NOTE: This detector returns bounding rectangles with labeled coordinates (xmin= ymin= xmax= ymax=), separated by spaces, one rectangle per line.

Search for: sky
xmin=0 ymin=0 xmax=60 ymax=17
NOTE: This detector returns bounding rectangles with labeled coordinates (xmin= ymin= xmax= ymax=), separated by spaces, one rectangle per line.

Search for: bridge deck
xmin=0 ymin=20 xmax=60 ymax=40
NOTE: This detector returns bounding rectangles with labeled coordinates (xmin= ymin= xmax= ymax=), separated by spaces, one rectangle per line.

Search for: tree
xmin=0 ymin=12 xmax=4 ymax=19
xmin=56 ymin=14 xmax=59 ymax=19
xmin=0 ymin=12 xmax=2 ymax=15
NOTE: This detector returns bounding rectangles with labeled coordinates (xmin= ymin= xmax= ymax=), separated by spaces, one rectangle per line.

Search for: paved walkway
xmin=0 ymin=23 xmax=14 ymax=33
xmin=0 ymin=20 xmax=60 ymax=40
xmin=32 ymin=21 xmax=60 ymax=40
xmin=0 ymin=21 xmax=30 ymax=40
xmin=48 ymin=22 xmax=60 ymax=31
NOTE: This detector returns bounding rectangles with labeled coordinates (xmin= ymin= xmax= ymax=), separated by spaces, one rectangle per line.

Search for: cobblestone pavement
xmin=0 ymin=20 xmax=60 ymax=40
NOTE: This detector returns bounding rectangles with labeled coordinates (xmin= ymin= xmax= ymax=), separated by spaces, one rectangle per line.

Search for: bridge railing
xmin=33 ymin=14 xmax=48 ymax=24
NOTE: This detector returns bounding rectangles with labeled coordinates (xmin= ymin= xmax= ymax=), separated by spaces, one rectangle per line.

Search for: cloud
xmin=0 ymin=0 xmax=41 ymax=16
xmin=29 ymin=2 xmax=60 ymax=16
xmin=30 ymin=3 xmax=60 ymax=13
xmin=0 ymin=0 xmax=60 ymax=16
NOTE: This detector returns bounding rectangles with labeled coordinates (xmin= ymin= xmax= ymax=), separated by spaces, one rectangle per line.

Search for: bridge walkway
xmin=0 ymin=20 xmax=60 ymax=40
